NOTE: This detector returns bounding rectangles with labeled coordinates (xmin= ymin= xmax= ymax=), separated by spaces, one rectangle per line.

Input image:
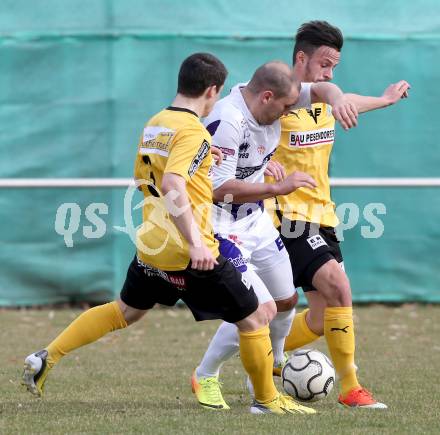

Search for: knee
xmin=328 ymin=278 xmax=351 ymax=307
xmin=116 ymin=299 xmax=147 ymax=325
xmin=238 ymin=300 xmax=277 ymax=331
xmin=275 ymin=292 xmax=298 ymax=312
xmin=317 ymin=272 xmax=352 ymax=307
xmin=124 ymin=310 xmax=146 ymax=325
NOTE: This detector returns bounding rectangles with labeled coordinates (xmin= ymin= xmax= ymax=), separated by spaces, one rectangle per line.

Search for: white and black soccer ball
xmin=281 ymin=349 xmax=335 ymax=402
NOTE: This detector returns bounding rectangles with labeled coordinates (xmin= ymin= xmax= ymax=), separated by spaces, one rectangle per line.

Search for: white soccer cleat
xmin=22 ymin=350 xmax=50 ymax=397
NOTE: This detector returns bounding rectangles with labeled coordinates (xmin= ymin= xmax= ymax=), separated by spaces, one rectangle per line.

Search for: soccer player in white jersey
xmin=191 ymin=60 xmax=359 ymax=410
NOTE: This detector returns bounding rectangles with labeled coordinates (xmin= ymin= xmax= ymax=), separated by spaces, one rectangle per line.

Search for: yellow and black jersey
xmin=134 ymin=106 xmax=219 ymax=271
xmin=267 ymin=102 xmax=338 ymax=228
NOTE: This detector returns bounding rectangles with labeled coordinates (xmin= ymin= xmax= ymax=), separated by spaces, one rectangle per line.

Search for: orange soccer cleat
xmin=339 ymin=387 xmax=387 ymax=409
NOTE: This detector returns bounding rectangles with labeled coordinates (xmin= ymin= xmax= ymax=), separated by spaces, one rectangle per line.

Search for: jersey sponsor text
xmin=289 ymin=127 xmax=335 ymax=148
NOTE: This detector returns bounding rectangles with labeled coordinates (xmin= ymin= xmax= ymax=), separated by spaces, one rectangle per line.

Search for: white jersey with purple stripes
xmin=204 ymin=82 xmax=311 ymax=226
xmin=202 ymin=82 xmax=312 ymax=302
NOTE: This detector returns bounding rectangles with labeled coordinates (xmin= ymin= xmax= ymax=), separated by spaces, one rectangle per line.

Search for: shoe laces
xmin=350 ymin=387 xmax=374 ymax=401
xmin=200 ymin=377 xmax=224 ymax=401
xmin=280 ymin=394 xmax=317 ymax=414
xmin=279 ymin=395 xmax=303 ymax=410
xmin=358 ymin=387 xmax=373 ymax=398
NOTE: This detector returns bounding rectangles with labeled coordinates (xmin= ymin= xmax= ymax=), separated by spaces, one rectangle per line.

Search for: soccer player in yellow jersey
xmin=22 ymin=53 xmax=314 ymax=415
xmin=267 ymin=21 xmax=410 ymax=408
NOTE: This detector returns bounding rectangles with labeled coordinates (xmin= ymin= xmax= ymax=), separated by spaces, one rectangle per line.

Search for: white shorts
xmin=215 ymin=210 xmax=295 ymax=302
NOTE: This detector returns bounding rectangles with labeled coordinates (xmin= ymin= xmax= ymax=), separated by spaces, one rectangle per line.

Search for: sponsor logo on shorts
xmin=137 ymin=257 xmax=186 ymax=290
xmin=137 ymin=258 xmax=169 ymax=280
xmin=169 ymin=275 xmax=187 ymax=290
xmin=306 ymin=235 xmax=327 ymax=250
xmin=241 ymin=275 xmax=251 ymax=290
xmin=217 ymin=235 xmax=248 ymax=272
xmin=228 ymin=255 xmax=248 ymax=271
xmin=275 ymin=236 xmax=285 ymax=251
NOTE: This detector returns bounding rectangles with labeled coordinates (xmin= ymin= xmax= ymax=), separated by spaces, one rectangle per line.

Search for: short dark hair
xmin=177 ymin=53 xmax=228 ymax=97
xmin=293 ymin=21 xmax=343 ymax=62
xmin=247 ymin=61 xmax=298 ymax=98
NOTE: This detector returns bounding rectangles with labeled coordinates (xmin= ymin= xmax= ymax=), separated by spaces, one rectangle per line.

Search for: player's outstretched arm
xmin=310 ymin=82 xmax=358 ymax=130
xmin=213 ymin=171 xmax=316 ymax=204
xmin=162 ymin=173 xmax=218 ymax=270
xmin=345 ymin=80 xmax=411 ymax=114
xmin=214 ymin=179 xmax=278 ymax=203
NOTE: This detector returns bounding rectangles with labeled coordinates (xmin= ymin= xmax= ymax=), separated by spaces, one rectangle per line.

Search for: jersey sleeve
xmin=205 ymin=119 xmax=241 ymax=190
xmin=164 ymin=127 xmax=211 ymax=182
xmin=290 ymin=82 xmax=312 ymax=110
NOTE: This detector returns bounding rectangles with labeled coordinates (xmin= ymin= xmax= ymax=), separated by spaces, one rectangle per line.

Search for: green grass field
xmin=1 ymin=305 xmax=439 ymax=434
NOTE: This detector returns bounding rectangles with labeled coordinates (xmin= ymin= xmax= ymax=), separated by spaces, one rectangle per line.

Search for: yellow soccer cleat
xmin=22 ymin=350 xmax=51 ymax=397
xmin=250 ymin=393 xmax=317 ymax=415
xmin=191 ymin=371 xmax=230 ymax=410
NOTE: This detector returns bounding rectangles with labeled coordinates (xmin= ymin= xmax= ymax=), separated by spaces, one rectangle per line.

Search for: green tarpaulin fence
xmin=1 ymin=0 xmax=439 ymax=305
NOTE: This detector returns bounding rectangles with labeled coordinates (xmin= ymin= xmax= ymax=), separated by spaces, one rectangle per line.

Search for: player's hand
xmin=274 ymin=171 xmax=317 ymax=195
xmin=264 ymin=160 xmax=286 ymax=181
xmin=331 ymin=96 xmax=358 ymax=130
xmin=189 ymin=243 xmax=219 ymax=270
xmin=211 ymin=146 xmax=223 ymax=166
xmin=382 ymin=80 xmax=411 ymax=105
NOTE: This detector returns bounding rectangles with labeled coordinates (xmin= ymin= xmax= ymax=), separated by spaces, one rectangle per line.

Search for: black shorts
xmin=120 ymin=255 xmax=258 ymax=323
xmin=278 ymin=219 xmax=343 ymax=292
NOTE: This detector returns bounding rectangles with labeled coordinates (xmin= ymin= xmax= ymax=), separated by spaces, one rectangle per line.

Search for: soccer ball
xmin=281 ymin=349 xmax=335 ymax=402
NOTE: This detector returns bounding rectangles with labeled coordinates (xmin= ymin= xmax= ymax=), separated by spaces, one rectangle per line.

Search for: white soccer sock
xmin=196 ymin=321 xmax=239 ymax=379
xmin=269 ymin=308 xmax=296 ymax=366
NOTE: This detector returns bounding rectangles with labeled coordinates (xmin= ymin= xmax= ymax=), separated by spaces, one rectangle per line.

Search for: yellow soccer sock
xmin=46 ymin=301 xmax=127 ymax=367
xmin=284 ymin=308 xmax=320 ymax=351
xmin=239 ymin=325 xmax=278 ymax=404
xmin=324 ymin=306 xmax=360 ymax=396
